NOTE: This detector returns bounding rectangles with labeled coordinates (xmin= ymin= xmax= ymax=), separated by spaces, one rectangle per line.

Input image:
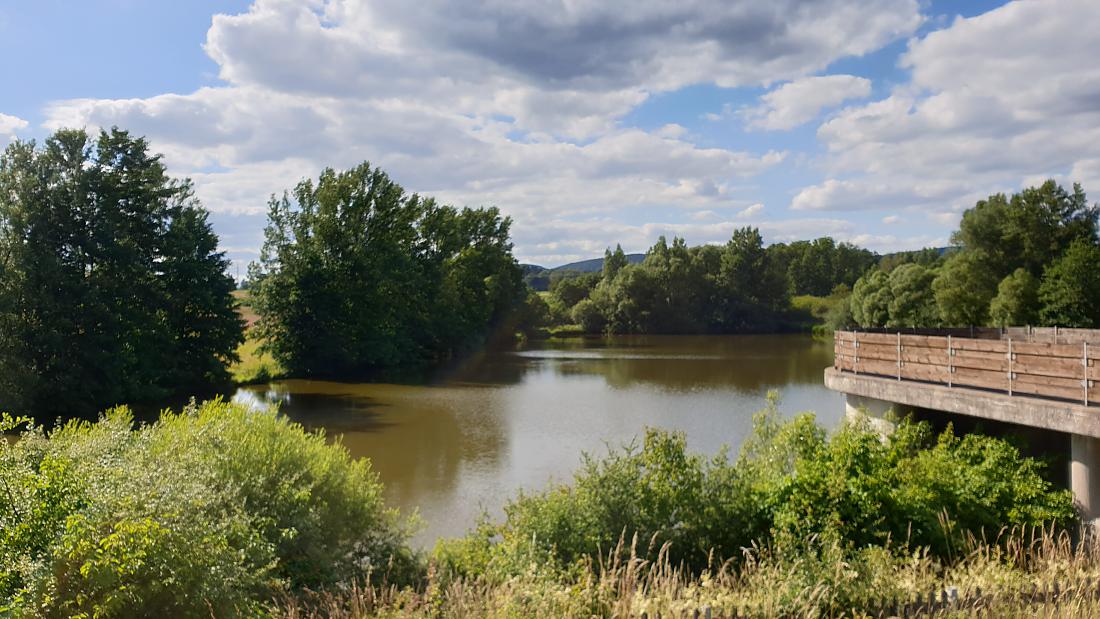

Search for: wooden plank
xmin=1011 ymin=380 xmax=1088 ymax=403
xmin=1010 ymin=341 xmax=1085 ymax=358
xmin=950 ymin=339 xmax=1008 ymax=354
xmin=898 ymin=363 xmax=950 ymax=384
xmin=853 ymin=358 xmax=901 ymax=378
xmin=899 ymin=348 xmax=950 ymax=366
xmin=855 ymin=343 xmax=903 ymax=362
xmin=952 ymin=351 xmax=1008 ymax=373
xmin=951 ymin=366 xmax=1010 ymax=392
xmin=895 ymin=334 xmax=946 ymax=348
xmin=1013 ymin=353 xmax=1088 ymax=380
xmin=849 ymin=332 xmax=902 ymax=346
xmin=1013 ymin=371 xmax=1084 ymax=391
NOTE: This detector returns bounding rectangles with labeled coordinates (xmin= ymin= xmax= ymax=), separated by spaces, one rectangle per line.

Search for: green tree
xmin=1038 ymin=239 xmax=1100 ymax=327
xmin=954 ymin=180 xmax=1098 ymax=279
xmin=849 ymin=270 xmax=891 ymax=328
xmin=989 ymin=268 xmax=1040 ymax=327
xmin=252 ymin=163 xmax=525 ymax=376
xmin=932 ymin=252 xmax=998 ymax=326
xmin=602 ymin=244 xmax=628 ymax=280
xmin=886 ymin=263 xmax=939 ymax=328
xmin=0 ymin=129 xmax=243 ymax=419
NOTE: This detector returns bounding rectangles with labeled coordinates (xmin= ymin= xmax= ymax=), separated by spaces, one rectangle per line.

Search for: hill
xmin=522 ymin=253 xmax=645 ymax=290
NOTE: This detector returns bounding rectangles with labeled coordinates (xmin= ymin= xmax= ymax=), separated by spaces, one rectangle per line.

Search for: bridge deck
xmin=833 ymin=330 xmax=1098 ymax=407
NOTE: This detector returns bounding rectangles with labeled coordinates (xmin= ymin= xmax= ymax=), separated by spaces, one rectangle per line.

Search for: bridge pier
xmin=1072 ymin=435 xmax=1100 ymax=524
xmin=844 ymin=393 xmax=909 ymax=435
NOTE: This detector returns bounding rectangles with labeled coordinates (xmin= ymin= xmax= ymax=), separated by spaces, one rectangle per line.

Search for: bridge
xmin=824 ymin=327 xmax=1100 ymax=520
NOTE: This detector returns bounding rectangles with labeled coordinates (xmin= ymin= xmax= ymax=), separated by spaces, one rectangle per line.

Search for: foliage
xmin=767 ymin=237 xmax=876 ymax=296
xmin=251 ymin=163 xmax=526 ymax=377
xmin=566 ymin=228 xmax=792 ymax=335
xmin=953 ymin=180 xmax=1098 ymax=281
xmin=0 ymin=129 xmax=243 ymax=419
xmin=436 ymin=395 xmax=1074 ymax=581
xmin=0 ymin=400 xmax=417 ymax=617
xmin=885 ymin=263 xmax=940 ymax=328
xmin=845 ymin=181 xmax=1099 ymax=329
xmin=933 ymin=251 xmax=998 ymax=326
xmin=1038 ymin=238 xmax=1100 ymax=327
xmin=877 ymin=247 xmax=950 ymax=273
xmin=990 ymin=268 xmax=1041 ymax=327
xmin=849 ymin=270 xmax=892 ymax=327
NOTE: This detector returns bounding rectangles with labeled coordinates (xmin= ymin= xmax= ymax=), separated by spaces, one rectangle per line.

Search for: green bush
xmin=0 ymin=401 xmax=418 ymax=617
xmin=438 ymin=394 xmax=1076 ymax=579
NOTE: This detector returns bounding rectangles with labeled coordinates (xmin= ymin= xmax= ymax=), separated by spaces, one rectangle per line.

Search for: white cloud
xmin=40 ymin=0 xmax=924 ymax=267
xmin=0 ymin=112 xmax=28 ymax=146
xmin=736 ymin=203 xmax=764 ymax=218
xmin=741 ymin=75 xmax=872 ymax=131
xmin=794 ymin=0 xmax=1100 ymax=213
xmin=882 ymin=215 xmax=901 ymax=225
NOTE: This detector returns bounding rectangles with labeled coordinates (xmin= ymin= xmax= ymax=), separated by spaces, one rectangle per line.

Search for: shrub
xmin=438 ymin=394 xmax=1076 ymax=579
xmin=0 ymin=401 xmax=418 ymax=617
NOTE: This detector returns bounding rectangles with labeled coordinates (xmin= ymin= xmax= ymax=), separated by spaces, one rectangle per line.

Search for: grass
xmin=272 ymin=529 xmax=1100 ymax=618
xmin=230 ymin=288 xmax=284 ymax=384
xmin=231 ymin=334 xmax=284 ymax=384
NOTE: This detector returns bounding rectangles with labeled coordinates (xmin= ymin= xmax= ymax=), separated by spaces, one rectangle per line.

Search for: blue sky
xmin=2 ymin=0 xmax=1098 ymax=269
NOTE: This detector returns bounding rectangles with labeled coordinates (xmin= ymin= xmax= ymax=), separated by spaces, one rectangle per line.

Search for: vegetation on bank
xmin=849 ymin=181 xmax=1100 ymax=329
xmin=1 ymin=395 xmax=1078 ymax=617
xmin=542 ymin=231 xmax=875 ymax=335
xmin=246 ymin=163 xmax=541 ymax=379
xmin=0 ymin=401 xmax=417 ymax=618
xmin=0 ymin=129 xmax=244 ymax=419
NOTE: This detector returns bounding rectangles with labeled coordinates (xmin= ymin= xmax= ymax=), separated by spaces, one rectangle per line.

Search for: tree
xmin=886 ymin=264 xmax=939 ymax=328
xmin=1038 ymin=239 xmax=1100 ymax=327
xmin=251 ymin=162 xmax=525 ymax=377
xmin=954 ymin=180 xmax=1098 ymax=279
xmin=602 ymin=244 xmax=628 ymax=280
xmin=0 ymin=128 xmax=243 ymax=418
xmin=932 ymin=252 xmax=998 ymax=326
xmin=850 ymin=270 xmax=891 ymax=328
xmin=989 ymin=268 xmax=1040 ymax=327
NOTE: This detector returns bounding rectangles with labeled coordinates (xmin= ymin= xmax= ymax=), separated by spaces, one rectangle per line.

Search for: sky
xmin=2 ymin=0 xmax=1099 ymax=270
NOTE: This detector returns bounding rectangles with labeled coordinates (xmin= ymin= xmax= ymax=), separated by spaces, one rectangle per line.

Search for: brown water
xmin=232 ymin=334 xmax=842 ymax=547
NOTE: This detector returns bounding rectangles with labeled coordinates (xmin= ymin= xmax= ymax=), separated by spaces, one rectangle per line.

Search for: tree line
xmin=3 ymin=128 xmax=1099 ymax=419
xmin=545 ymin=231 xmax=876 ymax=334
xmin=848 ymin=181 xmax=1100 ymax=329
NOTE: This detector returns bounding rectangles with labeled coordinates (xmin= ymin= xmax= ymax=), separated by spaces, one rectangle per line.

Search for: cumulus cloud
xmin=0 ymin=112 xmax=28 ymax=146
xmin=40 ymin=0 xmax=928 ymax=266
xmin=793 ymin=0 xmax=1100 ymax=214
xmin=740 ymin=75 xmax=872 ymax=130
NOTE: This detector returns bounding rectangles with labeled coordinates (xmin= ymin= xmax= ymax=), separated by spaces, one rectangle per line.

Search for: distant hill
xmin=521 ymin=253 xmax=645 ymax=290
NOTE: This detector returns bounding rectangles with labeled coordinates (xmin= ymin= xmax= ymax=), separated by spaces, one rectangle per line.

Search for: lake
xmin=232 ymin=334 xmax=842 ymax=547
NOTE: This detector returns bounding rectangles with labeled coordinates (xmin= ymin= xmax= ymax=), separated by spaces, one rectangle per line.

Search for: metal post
xmin=854 ymin=334 xmax=859 ymax=375
xmin=1007 ymin=338 xmax=1014 ymax=396
xmin=897 ymin=332 xmax=902 ymax=380
xmin=1055 ymin=325 xmax=1060 ymax=344
xmin=947 ymin=335 xmax=953 ymax=388
xmin=1086 ymin=342 xmax=1091 ymax=407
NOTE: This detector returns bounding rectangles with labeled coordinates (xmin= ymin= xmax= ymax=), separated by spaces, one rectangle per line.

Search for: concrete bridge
xmin=825 ymin=327 xmax=1100 ymax=520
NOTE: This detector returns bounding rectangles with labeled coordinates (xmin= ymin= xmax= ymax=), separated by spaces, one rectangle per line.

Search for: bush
xmin=438 ymin=394 xmax=1075 ymax=580
xmin=0 ymin=401 xmax=418 ymax=617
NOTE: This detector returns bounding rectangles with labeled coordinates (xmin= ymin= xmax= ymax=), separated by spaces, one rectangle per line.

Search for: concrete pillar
xmin=844 ymin=393 xmax=909 ymax=436
xmin=1071 ymin=434 xmax=1100 ymax=524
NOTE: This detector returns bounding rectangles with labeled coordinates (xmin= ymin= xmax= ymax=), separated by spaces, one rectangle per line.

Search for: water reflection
xmin=234 ymin=334 xmax=842 ymax=546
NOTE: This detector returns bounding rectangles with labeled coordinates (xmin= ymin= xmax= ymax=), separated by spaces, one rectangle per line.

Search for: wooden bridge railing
xmin=834 ymin=330 xmax=1099 ymax=407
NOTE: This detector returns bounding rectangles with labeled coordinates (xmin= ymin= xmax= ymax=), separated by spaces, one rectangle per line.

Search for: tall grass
xmin=273 ymin=528 xmax=1100 ymax=618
